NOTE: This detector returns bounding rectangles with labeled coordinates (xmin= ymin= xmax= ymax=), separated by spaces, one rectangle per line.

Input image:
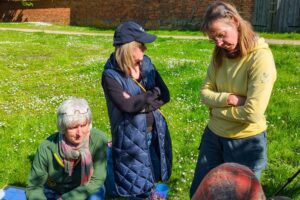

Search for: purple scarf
xmin=58 ymin=133 xmax=94 ymax=185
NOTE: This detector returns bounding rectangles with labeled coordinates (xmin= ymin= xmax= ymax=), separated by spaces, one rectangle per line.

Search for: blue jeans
xmin=87 ymin=187 xmax=105 ymax=200
xmin=104 ymin=146 xmax=118 ymax=198
xmin=148 ymin=132 xmax=161 ymax=182
xmin=44 ymin=186 xmax=105 ymax=200
xmin=189 ymin=127 xmax=267 ymax=198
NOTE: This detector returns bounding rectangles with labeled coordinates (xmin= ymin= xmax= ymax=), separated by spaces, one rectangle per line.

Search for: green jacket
xmin=26 ymin=128 xmax=107 ymax=200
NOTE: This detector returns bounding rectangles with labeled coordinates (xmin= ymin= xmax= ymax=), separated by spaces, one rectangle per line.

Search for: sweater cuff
xmin=219 ymin=92 xmax=231 ymax=107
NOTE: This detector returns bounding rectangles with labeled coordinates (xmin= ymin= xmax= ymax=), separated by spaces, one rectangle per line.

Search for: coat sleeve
xmin=201 ymin=63 xmax=231 ymax=108
xmin=26 ymin=143 xmax=49 ymax=200
xmin=61 ymin=131 xmax=107 ymax=200
xmin=102 ymin=74 xmax=162 ymax=113
xmin=211 ymin=50 xmax=277 ymax=123
xmin=154 ymin=70 xmax=170 ymax=103
xmin=145 ymin=70 xmax=170 ymax=112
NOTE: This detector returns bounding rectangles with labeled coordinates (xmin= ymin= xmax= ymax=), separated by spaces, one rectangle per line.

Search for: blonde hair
xmin=202 ymin=1 xmax=256 ymax=67
xmin=115 ymin=41 xmax=146 ymax=76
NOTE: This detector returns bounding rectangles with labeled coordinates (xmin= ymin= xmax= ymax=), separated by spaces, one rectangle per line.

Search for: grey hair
xmin=56 ymin=97 xmax=92 ymax=134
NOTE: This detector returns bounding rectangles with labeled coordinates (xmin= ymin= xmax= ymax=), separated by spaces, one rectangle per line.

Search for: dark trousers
xmin=189 ymin=127 xmax=267 ymax=198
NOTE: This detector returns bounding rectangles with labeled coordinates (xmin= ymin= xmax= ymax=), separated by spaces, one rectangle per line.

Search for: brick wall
xmin=0 ymin=1 xmax=71 ymax=24
xmin=0 ymin=0 xmax=255 ymax=30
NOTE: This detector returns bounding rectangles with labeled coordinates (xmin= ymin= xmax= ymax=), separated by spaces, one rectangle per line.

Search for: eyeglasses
xmin=60 ymin=108 xmax=89 ymax=116
xmin=209 ymin=33 xmax=225 ymax=43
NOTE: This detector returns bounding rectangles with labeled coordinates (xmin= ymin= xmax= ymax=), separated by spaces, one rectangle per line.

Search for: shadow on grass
xmin=7 ymin=181 xmax=26 ymax=188
xmin=167 ymin=176 xmax=183 ymax=198
xmin=27 ymin=154 xmax=35 ymax=164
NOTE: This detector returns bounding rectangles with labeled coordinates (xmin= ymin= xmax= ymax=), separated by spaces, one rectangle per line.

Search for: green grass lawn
xmin=1 ymin=22 xmax=300 ymax=39
xmin=0 ymin=25 xmax=299 ymax=199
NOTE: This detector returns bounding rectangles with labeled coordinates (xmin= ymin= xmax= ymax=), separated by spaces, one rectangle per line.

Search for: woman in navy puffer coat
xmin=101 ymin=21 xmax=172 ymax=198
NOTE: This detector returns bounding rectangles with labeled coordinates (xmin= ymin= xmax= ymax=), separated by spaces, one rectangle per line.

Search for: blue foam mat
xmin=3 ymin=187 xmax=26 ymax=200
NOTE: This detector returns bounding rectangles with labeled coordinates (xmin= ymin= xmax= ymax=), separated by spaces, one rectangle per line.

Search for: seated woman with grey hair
xmin=26 ymin=97 xmax=107 ymax=200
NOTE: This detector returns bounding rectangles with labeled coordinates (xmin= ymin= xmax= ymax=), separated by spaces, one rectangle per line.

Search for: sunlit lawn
xmin=0 ymin=24 xmax=299 ymax=199
xmin=1 ymin=22 xmax=300 ymax=39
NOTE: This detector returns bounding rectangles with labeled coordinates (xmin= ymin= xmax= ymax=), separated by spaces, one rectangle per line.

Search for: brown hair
xmin=115 ymin=41 xmax=146 ymax=76
xmin=202 ymin=1 xmax=256 ymax=67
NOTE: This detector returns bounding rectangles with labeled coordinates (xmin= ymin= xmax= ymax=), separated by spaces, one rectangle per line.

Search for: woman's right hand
xmin=227 ymin=94 xmax=246 ymax=106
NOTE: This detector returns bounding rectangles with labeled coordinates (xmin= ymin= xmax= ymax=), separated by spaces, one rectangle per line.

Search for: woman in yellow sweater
xmin=190 ymin=1 xmax=277 ymax=197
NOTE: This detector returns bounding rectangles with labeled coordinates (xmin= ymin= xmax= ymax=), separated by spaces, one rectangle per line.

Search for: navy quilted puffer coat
xmin=102 ymin=53 xmax=172 ymax=197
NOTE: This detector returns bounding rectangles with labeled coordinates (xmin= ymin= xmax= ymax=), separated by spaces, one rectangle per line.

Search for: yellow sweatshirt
xmin=201 ymin=38 xmax=277 ymax=139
